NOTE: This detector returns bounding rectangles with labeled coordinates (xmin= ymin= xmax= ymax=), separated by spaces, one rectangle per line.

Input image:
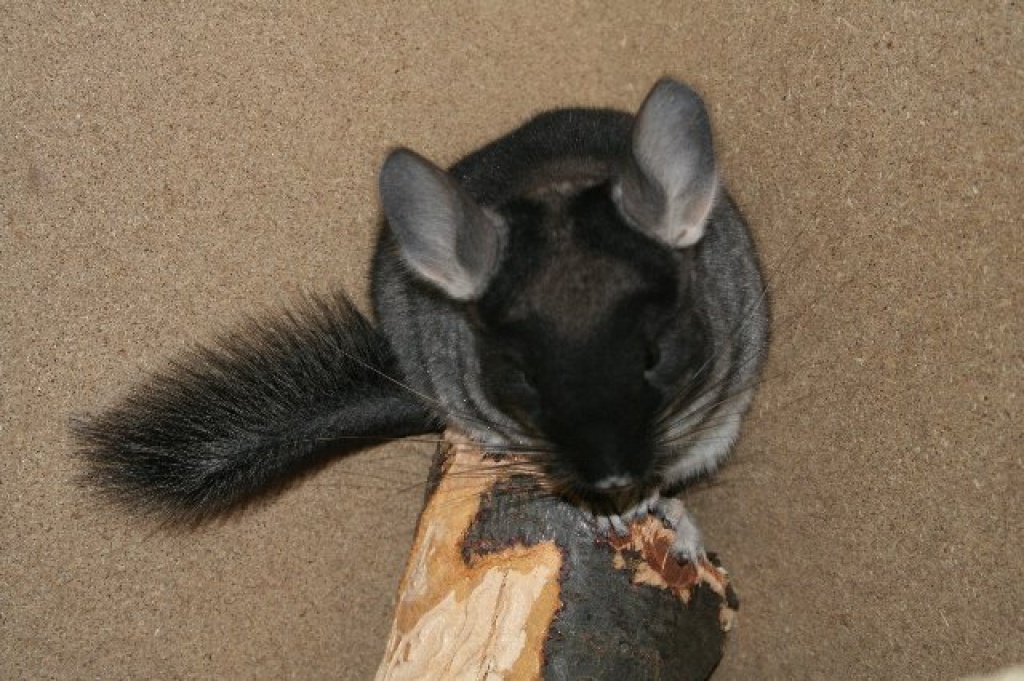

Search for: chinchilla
xmin=76 ymin=77 xmax=768 ymax=560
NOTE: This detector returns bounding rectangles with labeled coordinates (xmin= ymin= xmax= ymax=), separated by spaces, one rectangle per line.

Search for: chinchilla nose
xmin=554 ymin=416 xmax=656 ymax=493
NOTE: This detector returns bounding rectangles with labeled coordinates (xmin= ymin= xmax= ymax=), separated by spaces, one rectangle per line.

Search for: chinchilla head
xmin=376 ymin=79 xmax=724 ymax=496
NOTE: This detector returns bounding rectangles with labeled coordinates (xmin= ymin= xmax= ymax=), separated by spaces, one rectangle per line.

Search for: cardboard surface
xmin=3 ymin=2 xmax=1021 ymax=678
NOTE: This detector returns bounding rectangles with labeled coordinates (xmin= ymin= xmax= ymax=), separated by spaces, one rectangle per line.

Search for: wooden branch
xmin=377 ymin=433 xmax=738 ymax=681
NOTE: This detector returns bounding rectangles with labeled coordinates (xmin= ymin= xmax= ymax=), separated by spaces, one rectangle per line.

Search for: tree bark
xmin=376 ymin=433 xmax=738 ymax=681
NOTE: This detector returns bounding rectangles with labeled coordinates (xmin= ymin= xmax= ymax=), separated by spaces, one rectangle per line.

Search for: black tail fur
xmin=73 ymin=291 xmax=440 ymax=521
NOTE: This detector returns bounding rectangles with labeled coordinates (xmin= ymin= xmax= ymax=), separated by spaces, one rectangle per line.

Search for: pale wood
xmin=376 ymin=436 xmax=562 ymax=680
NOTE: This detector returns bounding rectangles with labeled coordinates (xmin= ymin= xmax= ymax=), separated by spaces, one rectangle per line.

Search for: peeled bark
xmin=377 ymin=433 xmax=738 ymax=681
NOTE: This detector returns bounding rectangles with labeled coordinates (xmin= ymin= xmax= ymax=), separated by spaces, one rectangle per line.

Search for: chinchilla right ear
xmin=379 ymin=148 xmax=506 ymax=301
xmin=615 ymin=78 xmax=719 ymax=249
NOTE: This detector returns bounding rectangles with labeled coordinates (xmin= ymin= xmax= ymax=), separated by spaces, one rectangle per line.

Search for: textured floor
xmin=3 ymin=2 xmax=1022 ymax=679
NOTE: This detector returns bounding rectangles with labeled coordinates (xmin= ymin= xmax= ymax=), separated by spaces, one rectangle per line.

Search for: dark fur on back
xmin=74 ymin=293 xmax=439 ymax=520
xmin=449 ymin=109 xmax=633 ymax=203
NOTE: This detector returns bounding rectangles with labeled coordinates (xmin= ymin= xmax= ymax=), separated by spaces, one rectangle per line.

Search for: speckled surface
xmin=2 ymin=2 xmax=1021 ymax=678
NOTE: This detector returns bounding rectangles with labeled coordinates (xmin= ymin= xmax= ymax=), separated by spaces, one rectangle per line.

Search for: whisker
xmin=654 ymin=283 xmax=769 ymax=429
xmin=656 ymin=210 xmax=841 ymax=431
xmin=323 ymin=340 xmax=514 ymax=440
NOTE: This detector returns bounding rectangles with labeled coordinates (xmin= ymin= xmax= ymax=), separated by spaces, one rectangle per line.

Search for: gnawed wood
xmin=377 ymin=433 xmax=737 ymax=681
xmin=376 ymin=436 xmax=562 ymax=680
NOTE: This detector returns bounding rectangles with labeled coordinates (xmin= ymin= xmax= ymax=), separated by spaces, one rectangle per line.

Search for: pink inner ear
xmin=665 ymin=179 xmax=718 ymax=248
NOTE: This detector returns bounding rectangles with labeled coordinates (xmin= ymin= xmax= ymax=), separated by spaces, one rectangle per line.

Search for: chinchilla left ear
xmin=615 ymin=78 xmax=718 ymax=249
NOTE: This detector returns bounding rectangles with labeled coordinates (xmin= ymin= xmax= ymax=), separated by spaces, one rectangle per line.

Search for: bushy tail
xmin=73 ymin=292 xmax=440 ymax=521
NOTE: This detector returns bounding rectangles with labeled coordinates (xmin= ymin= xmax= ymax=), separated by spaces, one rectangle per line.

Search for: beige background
xmin=3 ymin=2 xmax=1021 ymax=679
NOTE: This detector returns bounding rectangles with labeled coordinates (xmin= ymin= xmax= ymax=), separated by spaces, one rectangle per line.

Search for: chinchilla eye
xmin=518 ymin=363 xmax=539 ymax=391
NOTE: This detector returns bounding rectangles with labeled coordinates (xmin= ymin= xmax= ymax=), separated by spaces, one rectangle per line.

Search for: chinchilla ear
xmin=379 ymin=148 xmax=505 ymax=300
xmin=615 ymin=78 xmax=718 ymax=249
